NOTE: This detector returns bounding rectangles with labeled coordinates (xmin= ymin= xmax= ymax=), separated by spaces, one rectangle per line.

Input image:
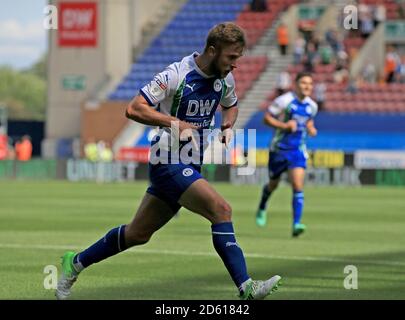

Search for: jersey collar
xmin=190 ymin=52 xmax=215 ymax=79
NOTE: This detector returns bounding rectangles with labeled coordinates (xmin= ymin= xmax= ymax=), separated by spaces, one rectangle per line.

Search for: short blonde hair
xmin=204 ymin=22 xmax=246 ymax=52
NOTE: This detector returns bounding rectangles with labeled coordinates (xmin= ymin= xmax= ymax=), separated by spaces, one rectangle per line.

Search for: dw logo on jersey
xmin=292 ymin=114 xmax=309 ymax=125
xmin=186 ymin=100 xmax=216 ymax=116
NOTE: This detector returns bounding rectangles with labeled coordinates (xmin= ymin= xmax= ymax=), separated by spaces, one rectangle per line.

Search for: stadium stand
xmin=108 ymin=0 xmax=405 ymax=152
xmin=108 ymin=0 xmax=295 ymax=103
xmin=240 ymin=0 xmax=405 ymax=151
xmin=360 ymin=0 xmax=402 ymax=20
xmin=108 ymin=0 xmax=291 ymax=150
xmin=236 ymin=0 xmax=296 ymax=48
xmin=255 ymin=0 xmax=405 ymax=114
xmin=109 ymin=0 xmax=252 ymax=101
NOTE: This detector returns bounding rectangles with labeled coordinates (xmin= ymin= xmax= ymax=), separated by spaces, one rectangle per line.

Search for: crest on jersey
xmin=306 ymin=105 xmax=312 ymax=115
xmin=214 ymin=79 xmax=222 ymax=92
xmin=182 ymin=168 xmax=193 ymax=177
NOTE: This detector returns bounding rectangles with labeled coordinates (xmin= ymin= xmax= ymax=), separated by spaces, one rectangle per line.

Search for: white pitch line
xmin=1 ymin=243 xmax=405 ymax=267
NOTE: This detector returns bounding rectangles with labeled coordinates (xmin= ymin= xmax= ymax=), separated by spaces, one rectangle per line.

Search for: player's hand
xmin=285 ymin=120 xmax=297 ymax=133
xmin=308 ymin=127 xmax=317 ymax=137
xmin=219 ymin=122 xmax=233 ymax=149
xmin=178 ymin=120 xmax=200 ymax=150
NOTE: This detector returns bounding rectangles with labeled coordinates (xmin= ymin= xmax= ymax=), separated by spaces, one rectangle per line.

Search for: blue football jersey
xmin=140 ymin=52 xmax=238 ymax=164
xmin=268 ymin=91 xmax=318 ymax=152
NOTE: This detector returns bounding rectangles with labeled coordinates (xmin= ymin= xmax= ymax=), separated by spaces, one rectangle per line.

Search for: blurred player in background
xmin=56 ymin=22 xmax=281 ymax=300
xmin=255 ymin=72 xmax=318 ymax=237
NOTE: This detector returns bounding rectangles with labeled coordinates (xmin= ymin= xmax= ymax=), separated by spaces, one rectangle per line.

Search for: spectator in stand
xmin=325 ymin=29 xmax=342 ymax=55
xmin=334 ymin=51 xmax=349 ymax=84
xmin=275 ymin=71 xmax=292 ymax=96
xmin=293 ymin=35 xmax=306 ymax=65
xmin=336 ymin=32 xmax=345 ymax=54
xmin=373 ymin=2 xmax=386 ymax=27
xmin=378 ymin=71 xmax=387 ymax=85
xmin=99 ymin=141 xmax=114 ymax=162
xmin=277 ymin=23 xmax=289 ymax=56
xmin=346 ymin=76 xmax=360 ymax=94
xmin=250 ymin=0 xmax=267 ymax=12
xmin=7 ymin=138 xmax=15 ymax=160
xmin=15 ymin=135 xmax=32 ymax=161
xmin=385 ymin=46 xmax=400 ymax=83
xmin=399 ymin=0 xmax=405 ymax=19
xmin=303 ymin=42 xmax=318 ymax=72
xmin=314 ymin=82 xmax=326 ymax=111
xmin=361 ymin=60 xmax=377 ymax=84
xmin=336 ymin=49 xmax=349 ymax=68
xmin=358 ymin=3 xmax=370 ymax=31
xmin=0 ymin=134 xmax=7 ymax=160
xmin=395 ymin=55 xmax=405 ymax=83
xmin=84 ymin=137 xmax=99 ymax=162
xmin=318 ymin=41 xmax=333 ymax=65
xmin=325 ymin=29 xmax=334 ymax=47
xmin=311 ymin=32 xmax=321 ymax=51
xmin=360 ymin=12 xmax=374 ymax=39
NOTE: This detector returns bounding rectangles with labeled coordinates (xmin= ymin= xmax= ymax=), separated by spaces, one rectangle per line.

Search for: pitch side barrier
xmin=1 ymin=150 xmax=405 ymax=186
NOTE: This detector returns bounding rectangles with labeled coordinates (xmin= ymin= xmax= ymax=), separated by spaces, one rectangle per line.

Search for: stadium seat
xmin=109 ymin=0 xmax=256 ymax=101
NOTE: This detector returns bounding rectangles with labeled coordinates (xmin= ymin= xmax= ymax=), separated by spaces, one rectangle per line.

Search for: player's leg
xmin=256 ymin=178 xmax=280 ymax=226
xmin=258 ymin=178 xmax=280 ymax=212
xmin=288 ymin=167 xmax=306 ymax=237
xmin=56 ymin=193 xmax=177 ymax=300
xmin=125 ymin=193 xmax=177 ymax=246
xmin=256 ymin=151 xmax=287 ymax=227
xmin=74 ymin=193 xmax=176 ymax=270
xmin=179 ymin=179 xmax=281 ymax=299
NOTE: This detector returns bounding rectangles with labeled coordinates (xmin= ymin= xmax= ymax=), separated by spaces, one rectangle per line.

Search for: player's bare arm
xmin=221 ymin=104 xmax=238 ymax=129
xmin=306 ymin=119 xmax=317 ymax=137
xmin=220 ymin=105 xmax=238 ymax=147
xmin=126 ymin=95 xmax=199 ymax=133
xmin=263 ymin=111 xmax=297 ymax=132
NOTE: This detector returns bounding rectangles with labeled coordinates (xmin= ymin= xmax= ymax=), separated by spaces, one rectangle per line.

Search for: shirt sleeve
xmin=220 ymin=73 xmax=238 ymax=108
xmin=139 ymin=65 xmax=179 ymax=106
xmin=268 ymin=94 xmax=288 ymax=116
xmin=310 ymin=101 xmax=318 ymax=118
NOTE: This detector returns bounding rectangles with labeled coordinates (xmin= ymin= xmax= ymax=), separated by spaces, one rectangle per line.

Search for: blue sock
xmin=73 ymin=225 xmax=128 ymax=270
xmin=258 ymin=184 xmax=272 ymax=210
xmin=292 ymin=190 xmax=304 ymax=225
xmin=211 ymin=222 xmax=250 ymax=291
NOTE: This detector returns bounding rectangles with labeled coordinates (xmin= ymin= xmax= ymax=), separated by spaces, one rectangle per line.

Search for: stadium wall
xmin=44 ymin=0 xmax=170 ymax=158
xmin=132 ymin=0 xmax=173 ymax=47
xmin=245 ymin=112 xmax=405 ymax=151
xmin=2 ymin=155 xmax=405 ymax=187
xmin=81 ymin=101 xmax=128 ymax=148
xmin=47 ymin=0 xmax=112 ymax=142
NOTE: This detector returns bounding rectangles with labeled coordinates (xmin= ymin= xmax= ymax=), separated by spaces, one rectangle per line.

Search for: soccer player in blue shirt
xmin=255 ymin=72 xmax=318 ymax=237
xmin=56 ymin=23 xmax=281 ymax=300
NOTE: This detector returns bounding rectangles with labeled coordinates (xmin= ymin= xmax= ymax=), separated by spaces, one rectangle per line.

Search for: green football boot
xmin=239 ymin=276 xmax=282 ymax=300
xmin=255 ymin=209 xmax=267 ymax=227
xmin=55 ymin=251 xmax=79 ymax=300
xmin=292 ymin=223 xmax=306 ymax=237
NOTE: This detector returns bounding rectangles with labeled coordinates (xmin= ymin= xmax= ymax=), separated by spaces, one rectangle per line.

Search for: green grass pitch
xmin=1 ymin=180 xmax=404 ymax=299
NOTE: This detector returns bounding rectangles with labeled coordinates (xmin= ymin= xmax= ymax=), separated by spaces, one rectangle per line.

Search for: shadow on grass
xmin=64 ymin=249 xmax=405 ymax=300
